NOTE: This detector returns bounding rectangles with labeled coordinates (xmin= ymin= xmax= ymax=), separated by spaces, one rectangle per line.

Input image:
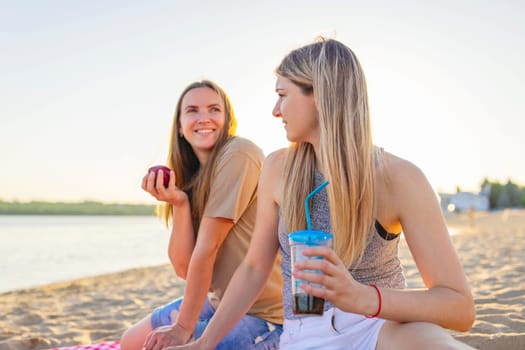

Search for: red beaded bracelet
xmin=366 ymin=284 xmax=382 ymax=318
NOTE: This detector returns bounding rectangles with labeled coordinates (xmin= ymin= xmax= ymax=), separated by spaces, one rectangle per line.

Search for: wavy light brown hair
xmin=277 ymin=38 xmax=375 ymax=266
xmin=158 ymin=80 xmax=238 ymax=230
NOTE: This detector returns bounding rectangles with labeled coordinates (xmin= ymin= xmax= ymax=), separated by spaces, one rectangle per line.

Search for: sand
xmin=1 ymin=209 xmax=524 ymax=350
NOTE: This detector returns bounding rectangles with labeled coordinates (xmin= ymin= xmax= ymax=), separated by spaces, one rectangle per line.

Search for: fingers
xmin=142 ymin=170 xmax=169 ymax=198
xmin=155 ymin=169 xmax=166 ymax=190
xmin=142 ymin=171 xmax=158 ymax=195
xmin=143 ymin=325 xmax=191 ymax=350
xmin=142 ymin=168 xmax=186 ymax=206
xmin=298 ymin=280 xmax=334 ymax=300
xmin=143 ymin=331 xmax=169 ymax=350
xmin=294 ymin=258 xmax=332 ymax=276
xmin=293 ymin=265 xmax=346 ymax=305
xmin=299 ymin=246 xmax=340 ymax=264
xmin=292 ymin=250 xmax=349 ymax=292
xmin=168 ymin=170 xmax=175 ymax=189
xmin=143 ymin=331 xmax=156 ymax=350
xmin=143 ymin=333 xmax=169 ymax=350
xmin=293 ymin=264 xmax=332 ymax=286
xmin=294 ymin=247 xmax=342 ymax=274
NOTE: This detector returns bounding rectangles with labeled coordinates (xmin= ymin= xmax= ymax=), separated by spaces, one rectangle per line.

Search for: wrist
xmin=172 ymin=322 xmax=194 ymax=343
xmin=196 ymin=335 xmax=216 ymax=350
xmin=171 ymin=196 xmax=190 ymax=209
xmin=364 ymin=284 xmax=382 ymax=318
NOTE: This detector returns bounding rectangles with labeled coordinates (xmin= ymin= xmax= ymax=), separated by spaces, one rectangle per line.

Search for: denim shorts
xmin=151 ymin=296 xmax=282 ymax=350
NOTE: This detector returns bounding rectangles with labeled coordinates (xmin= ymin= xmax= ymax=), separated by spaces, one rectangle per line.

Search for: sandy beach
xmin=1 ymin=210 xmax=524 ymax=350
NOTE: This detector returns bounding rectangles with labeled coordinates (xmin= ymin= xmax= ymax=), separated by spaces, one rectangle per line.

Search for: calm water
xmin=0 ymin=215 xmax=171 ymax=293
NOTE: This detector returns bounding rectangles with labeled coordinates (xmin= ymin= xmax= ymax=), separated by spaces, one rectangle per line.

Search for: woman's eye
xmin=211 ymin=107 xmax=221 ymax=112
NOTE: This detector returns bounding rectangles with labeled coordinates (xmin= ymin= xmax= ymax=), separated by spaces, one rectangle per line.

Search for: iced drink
xmin=289 ymin=230 xmax=333 ymax=315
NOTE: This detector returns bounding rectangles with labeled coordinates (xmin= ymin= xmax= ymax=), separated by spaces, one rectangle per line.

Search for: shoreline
xmin=1 ymin=210 xmax=525 ymax=349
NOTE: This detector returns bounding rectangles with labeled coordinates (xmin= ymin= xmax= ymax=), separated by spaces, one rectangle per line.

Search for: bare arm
xmin=295 ymin=154 xmax=475 ymax=331
xmin=175 ymin=151 xmax=284 ymax=350
xmin=143 ymin=216 xmax=234 ymax=350
xmin=379 ymin=157 xmax=475 ymax=330
xmin=142 ymin=169 xmax=196 ymax=279
xmin=175 ymin=217 xmax=235 ymax=334
xmin=168 ymin=202 xmax=195 ymax=279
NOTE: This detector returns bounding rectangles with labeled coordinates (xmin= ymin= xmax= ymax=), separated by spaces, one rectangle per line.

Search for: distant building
xmin=439 ymin=190 xmax=490 ymax=212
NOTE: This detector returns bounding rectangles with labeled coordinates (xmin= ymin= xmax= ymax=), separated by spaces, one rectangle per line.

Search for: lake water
xmin=0 ymin=215 xmax=171 ymax=294
xmin=0 ymin=215 xmax=461 ymax=294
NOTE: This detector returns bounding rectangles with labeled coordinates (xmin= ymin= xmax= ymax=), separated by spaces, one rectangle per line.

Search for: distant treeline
xmin=0 ymin=200 xmax=156 ymax=216
xmin=3 ymin=178 xmax=524 ymax=215
xmin=479 ymin=178 xmax=525 ymax=209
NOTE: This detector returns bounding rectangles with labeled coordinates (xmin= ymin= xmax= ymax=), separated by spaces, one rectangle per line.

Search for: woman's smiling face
xmin=179 ymin=87 xmax=226 ymax=164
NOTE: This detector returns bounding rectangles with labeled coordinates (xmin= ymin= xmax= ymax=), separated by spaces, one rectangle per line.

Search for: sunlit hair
xmin=157 ymin=80 xmax=238 ymax=230
xmin=277 ymin=38 xmax=375 ymax=266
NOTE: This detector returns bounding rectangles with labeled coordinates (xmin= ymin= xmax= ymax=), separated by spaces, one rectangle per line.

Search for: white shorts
xmin=279 ymin=307 xmax=385 ymax=350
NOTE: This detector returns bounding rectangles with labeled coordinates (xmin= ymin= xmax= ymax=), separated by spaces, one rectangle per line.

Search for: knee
xmin=120 ymin=327 xmax=143 ymax=350
xmin=120 ymin=318 xmax=152 ymax=350
xmin=119 ymin=328 xmax=136 ymax=350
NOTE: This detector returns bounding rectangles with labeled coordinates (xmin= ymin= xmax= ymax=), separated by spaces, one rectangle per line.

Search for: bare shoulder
xmin=263 ymin=148 xmax=288 ymax=172
xmin=259 ymin=148 xmax=288 ymax=205
xmin=377 ymin=150 xmax=442 ymax=226
xmin=377 ymin=151 xmax=428 ymax=192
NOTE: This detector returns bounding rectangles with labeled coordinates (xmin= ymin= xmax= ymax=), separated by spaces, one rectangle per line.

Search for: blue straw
xmin=305 ymin=180 xmax=329 ymax=230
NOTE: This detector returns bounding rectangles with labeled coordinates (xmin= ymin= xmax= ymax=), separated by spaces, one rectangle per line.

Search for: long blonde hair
xmin=277 ymin=38 xmax=375 ymax=266
xmin=158 ymin=80 xmax=238 ymax=230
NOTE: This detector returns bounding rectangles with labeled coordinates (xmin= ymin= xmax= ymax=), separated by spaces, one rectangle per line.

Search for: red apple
xmin=148 ymin=165 xmax=171 ymax=187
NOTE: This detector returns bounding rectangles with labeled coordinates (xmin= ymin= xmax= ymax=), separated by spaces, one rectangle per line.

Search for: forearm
xmin=197 ymin=260 xmax=272 ymax=349
xmin=169 ymin=204 xmax=195 ymax=278
xmin=175 ymin=250 xmax=216 ymax=334
xmin=361 ymin=285 xmax=475 ymax=331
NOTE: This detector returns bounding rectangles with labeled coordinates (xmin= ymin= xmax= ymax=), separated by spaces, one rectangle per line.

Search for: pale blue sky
xmin=1 ymin=0 xmax=524 ymax=203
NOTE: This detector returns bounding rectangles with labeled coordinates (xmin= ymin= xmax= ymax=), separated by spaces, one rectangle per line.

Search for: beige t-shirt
xmin=204 ymin=137 xmax=283 ymax=324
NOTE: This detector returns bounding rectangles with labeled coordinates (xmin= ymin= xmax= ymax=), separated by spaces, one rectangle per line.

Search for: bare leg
xmin=377 ymin=321 xmax=476 ymax=350
xmin=120 ymin=315 xmax=153 ymax=350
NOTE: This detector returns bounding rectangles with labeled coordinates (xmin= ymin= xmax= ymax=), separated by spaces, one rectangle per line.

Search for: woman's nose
xmin=272 ymin=103 xmax=281 ymax=117
xmin=196 ymin=112 xmax=211 ymax=122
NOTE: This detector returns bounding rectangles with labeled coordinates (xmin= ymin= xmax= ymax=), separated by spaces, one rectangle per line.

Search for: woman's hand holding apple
xmin=142 ymin=165 xmax=188 ymax=206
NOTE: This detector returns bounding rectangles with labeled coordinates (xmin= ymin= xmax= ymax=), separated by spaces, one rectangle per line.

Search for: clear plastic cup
xmin=288 ymin=230 xmax=333 ymax=315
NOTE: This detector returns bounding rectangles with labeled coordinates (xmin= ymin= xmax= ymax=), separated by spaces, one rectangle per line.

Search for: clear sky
xmin=1 ymin=0 xmax=524 ymax=204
